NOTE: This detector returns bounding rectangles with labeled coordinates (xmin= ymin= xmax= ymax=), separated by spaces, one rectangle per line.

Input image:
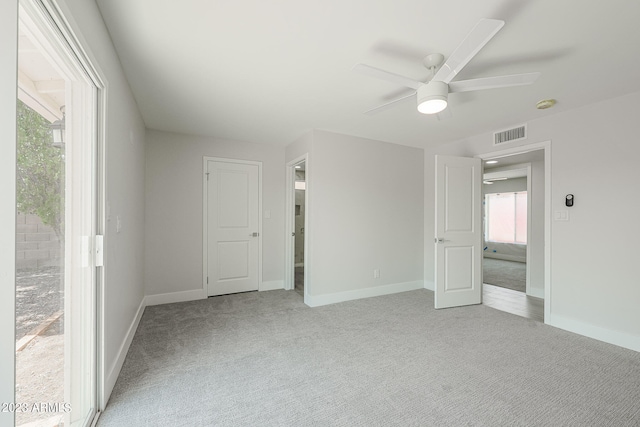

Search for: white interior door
xmin=207 ymin=160 xmax=260 ymax=296
xmin=434 ymin=155 xmax=482 ymax=309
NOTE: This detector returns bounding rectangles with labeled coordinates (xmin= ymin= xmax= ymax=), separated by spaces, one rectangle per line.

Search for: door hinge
xmin=207 ymin=276 xmax=209 ymax=284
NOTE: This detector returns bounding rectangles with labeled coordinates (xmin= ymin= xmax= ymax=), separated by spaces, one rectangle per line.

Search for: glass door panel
xmin=17 ymin=1 xmax=97 ymax=425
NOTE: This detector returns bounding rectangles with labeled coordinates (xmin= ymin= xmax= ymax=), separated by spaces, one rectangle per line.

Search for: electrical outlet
xmin=373 ymin=269 xmax=380 ymax=279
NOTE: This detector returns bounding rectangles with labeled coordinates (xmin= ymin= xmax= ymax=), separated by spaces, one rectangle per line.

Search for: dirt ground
xmin=16 ymin=267 xmax=63 ymax=339
xmin=15 ymin=267 xmax=65 ymax=427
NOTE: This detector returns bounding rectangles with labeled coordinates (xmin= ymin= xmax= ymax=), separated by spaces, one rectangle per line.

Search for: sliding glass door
xmin=15 ymin=1 xmax=102 ymax=425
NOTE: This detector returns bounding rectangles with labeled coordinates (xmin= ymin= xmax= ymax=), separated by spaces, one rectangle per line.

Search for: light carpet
xmin=98 ymin=290 xmax=640 ymax=426
xmin=483 ymin=258 xmax=526 ymax=293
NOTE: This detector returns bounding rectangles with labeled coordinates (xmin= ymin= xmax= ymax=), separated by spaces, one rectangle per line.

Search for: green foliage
xmin=16 ymin=100 xmax=64 ymax=240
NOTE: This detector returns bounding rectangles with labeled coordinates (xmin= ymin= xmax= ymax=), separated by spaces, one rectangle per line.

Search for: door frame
xmin=476 ymin=140 xmax=551 ymax=321
xmin=284 ymin=154 xmax=310 ymax=300
xmin=202 ymin=157 xmax=263 ymax=296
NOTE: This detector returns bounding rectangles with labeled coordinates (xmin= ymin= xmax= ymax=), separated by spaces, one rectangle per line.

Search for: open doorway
xmin=293 ymin=162 xmax=306 ymax=296
xmin=479 ymin=147 xmax=547 ymax=322
xmin=482 ymin=165 xmax=529 ymax=294
xmin=285 ymin=155 xmax=309 ymax=299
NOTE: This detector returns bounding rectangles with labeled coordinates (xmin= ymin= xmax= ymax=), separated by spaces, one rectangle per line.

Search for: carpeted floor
xmin=98 ymin=290 xmax=640 ymax=427
xmin=483 ymin=258 xmax=526 ymax=293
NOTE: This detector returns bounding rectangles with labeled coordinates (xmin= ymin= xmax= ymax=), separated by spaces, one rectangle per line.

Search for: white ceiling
xmin=96 ymin=0 xmax=640 ymax=148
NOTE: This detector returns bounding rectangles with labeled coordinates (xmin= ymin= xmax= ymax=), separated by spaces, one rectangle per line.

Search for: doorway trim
xmin=285 ymin=154 xmax=310 ymax=300
xmin=202 ymin=156 xmax=263 ymax=296
xmin=476 ymin=140 xmax=551 ymax=322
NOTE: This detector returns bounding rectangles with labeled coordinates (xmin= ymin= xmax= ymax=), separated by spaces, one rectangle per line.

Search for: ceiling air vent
xmin=493 ymin=124 xmax=527 ymax=146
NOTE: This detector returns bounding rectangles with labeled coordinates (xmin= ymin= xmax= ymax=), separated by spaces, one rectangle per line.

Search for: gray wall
xmin=425 ymin=90 xmax=640 ymax=350
xmin=144 ymin=130 xmax=286 ymax=297
xmin=287 ymin=130 xmax=424 ymax=302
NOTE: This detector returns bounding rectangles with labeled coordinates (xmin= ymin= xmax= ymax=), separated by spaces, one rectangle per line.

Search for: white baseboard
xmin=305 ymin=280 xmax=424 ymax=307
xmin=546 ymin=313 xmax=640 ymax=353
xmin=145 ymin=289 xmax=207 ymax=306
xmin=103 ymin=297 xmax=145 ymax=409
xmin=260 ymin=280 xmax=284 ymax=291
xmin=527 ymin=287 xmax=544 ymax=299
xmin=424 ymin=279 xmax=434 ymax=291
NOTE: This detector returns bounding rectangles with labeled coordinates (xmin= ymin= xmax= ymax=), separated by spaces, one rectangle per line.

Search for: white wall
xmin=425 ymin=90 xmax=640 ymax=351
xmin=145 ymin=130 xmax=286 ymax=299
xmin=289 ymin=130 xmax=424 ymax=305
xmin=285 ymin=130 xmax=313 ymax=162
xmin=0 ymin=1 xmax=18 ymax=424
xmin=529 ymin=159 xmax=545 ymax=295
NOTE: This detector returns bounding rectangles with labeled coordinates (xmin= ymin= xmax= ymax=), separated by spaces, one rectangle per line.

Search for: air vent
xmin=493 ymin=124 xmax=527 ymax=146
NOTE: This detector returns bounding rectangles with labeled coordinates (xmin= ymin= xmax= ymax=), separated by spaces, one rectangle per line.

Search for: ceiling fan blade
xmin=364 ymin=91 xmax=416 ymax=115
xmin=449 ymin=72 xmax=540 ymax=93
xmin=432 ymin=18 xmax=504 ymax=84
xmin=353 ymin=63 xmax=421 ymax=90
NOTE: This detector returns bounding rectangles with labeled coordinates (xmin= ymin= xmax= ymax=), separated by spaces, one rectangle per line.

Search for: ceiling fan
xmin=354 ymin=19 xmax=540 ymax=116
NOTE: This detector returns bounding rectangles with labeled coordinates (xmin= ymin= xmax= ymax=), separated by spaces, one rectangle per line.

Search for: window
xmin=485 ymin=192 xmax=527 ymax=244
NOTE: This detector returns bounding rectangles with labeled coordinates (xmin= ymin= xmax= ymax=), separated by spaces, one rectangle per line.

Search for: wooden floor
xmin=483 ymin=283 xmax=544 ymax=323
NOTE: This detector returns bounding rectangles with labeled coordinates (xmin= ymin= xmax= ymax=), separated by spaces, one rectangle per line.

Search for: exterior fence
xmin=16 ymin=213 xmax=61 ymax=269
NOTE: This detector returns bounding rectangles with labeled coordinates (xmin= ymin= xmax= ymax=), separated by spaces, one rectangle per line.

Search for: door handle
xmin=435 ymin=238 xmax=448 ymax=243
xmin=250 ymin=232 xmax=259 ymax=237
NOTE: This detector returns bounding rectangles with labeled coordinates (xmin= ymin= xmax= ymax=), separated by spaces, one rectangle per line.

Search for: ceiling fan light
xmin=417 ymin=81 xmax=449 ymax=115
xmin=418 ymin=98 xmax=447 ymax=114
